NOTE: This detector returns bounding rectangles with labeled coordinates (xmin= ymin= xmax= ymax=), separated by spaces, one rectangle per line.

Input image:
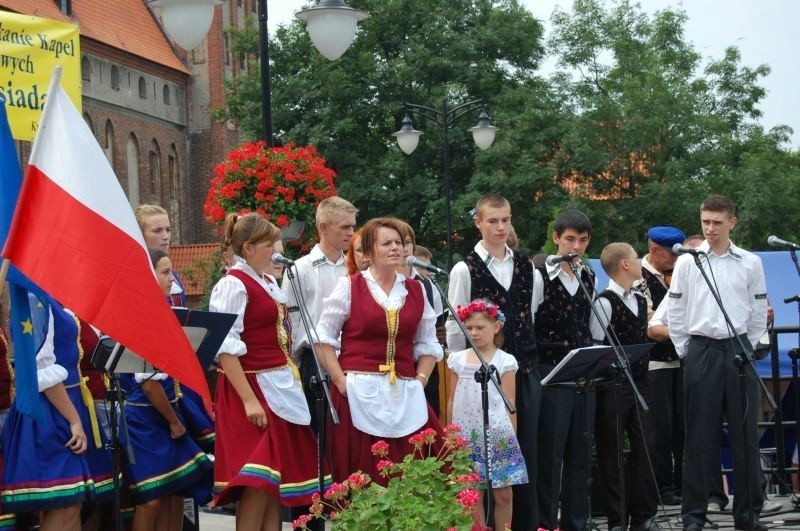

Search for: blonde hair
xmin=316 ymin=196 xmax=357 ymax=228
xmin=475 ymin=194 xmax=511 ymax=219
xmin=135 ymin=204 xmax=169 ymax=232
xmin=600 ymin=242 xmax=636 ymax=277
xmin=222 ymin=213 xmax=281 ymax=258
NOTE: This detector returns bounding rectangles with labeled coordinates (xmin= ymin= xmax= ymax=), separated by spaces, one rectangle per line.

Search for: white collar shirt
xmin=589 ymin=279 xmax=642 ymax=342
xmin=667 ymin=240 xmax=768 ymax=358
xmin=531 ymin=259 xmax=590 ymax=315
xmin=280 ymin=244 xmax=348 ymax=353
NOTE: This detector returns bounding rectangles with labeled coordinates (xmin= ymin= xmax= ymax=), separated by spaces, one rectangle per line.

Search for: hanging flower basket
xmin=204 ymin=141 xmax=337 ymax=251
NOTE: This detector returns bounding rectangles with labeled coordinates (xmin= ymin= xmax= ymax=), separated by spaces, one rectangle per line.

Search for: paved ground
xmin=195 ymin=495 xmax=800 ymax=529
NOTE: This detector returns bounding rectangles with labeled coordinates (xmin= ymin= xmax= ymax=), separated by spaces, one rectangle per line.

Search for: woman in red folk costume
xmin=314 ymin=217 xmax=444 ymax=485
xmin=210 ymin=213 xmax=329 ymax=531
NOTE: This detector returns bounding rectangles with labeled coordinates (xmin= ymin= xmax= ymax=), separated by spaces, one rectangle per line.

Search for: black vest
xmin=464 ymin=250 xmax=536 ymax=371
xmin=642 ymin=267 xmax=679 ymax=363
xmin=533 ymin=265 xmax=594 ymax=366
xmin=599 ymin=289 xmax=649 ymax=377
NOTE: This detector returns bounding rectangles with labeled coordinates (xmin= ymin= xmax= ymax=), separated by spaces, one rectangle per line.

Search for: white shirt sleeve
xmin=589 ymin=297 xmax=613 ymax=344
xmin=532 ymin=268 xmax=545 ymax=314
xmin=648 ymin=298 xmax=669 ymax=328
xmin=667 ymin=257 xmax=691 ymax=358
xmin=209 ymin=275 xmax=248 ymax=357
xmin=36 ymin=310 xmax=68 ymax=392
xmin=314 ymin=276 xmax=351 ymax=351
xmin=446 ymin=261 xmax=471 ymax=351
xmin=747 ymin=257 xmax=768 ymax=349
xmin=414 ymin=293 xmax=444 ymax=362
xmin=281 ymin=261 xmax=312 ymax=353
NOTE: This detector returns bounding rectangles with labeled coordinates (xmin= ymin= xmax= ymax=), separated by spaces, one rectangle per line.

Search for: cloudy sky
xmin=267 ymin=0 xmax=799 ymax=148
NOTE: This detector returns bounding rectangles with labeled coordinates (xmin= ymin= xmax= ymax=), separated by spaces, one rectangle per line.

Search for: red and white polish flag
xmin=2 ymin=67 xmax=211 ymax=410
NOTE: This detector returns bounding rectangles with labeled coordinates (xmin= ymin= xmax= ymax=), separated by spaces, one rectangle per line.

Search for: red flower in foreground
xmin=347 ymin=472 xmax=368 ymax=489
xmin=323 ymin=482 xmax=348 ymax=501
xmin=371 ymin=440 xmax=389 ymax=457
xmin=292 ymin=514 xmax=312 ymax=529
xmin=376 ymin=459 xmax=394 ymax=477
xmin=456 ymin=489 xmax=480 ymax=509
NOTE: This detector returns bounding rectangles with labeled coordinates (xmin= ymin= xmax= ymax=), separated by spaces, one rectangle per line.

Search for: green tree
xmin=213 ymin=0 xmax=549 ymax=262
xmin=214 ymin=0 xmax=797 ymax=258
xmin=547 ymin=0 xmax=794 ymax=252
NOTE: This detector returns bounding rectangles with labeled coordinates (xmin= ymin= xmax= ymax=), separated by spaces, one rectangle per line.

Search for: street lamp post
xmin=154 ymin=0 xmax=368 ymax=145
xmin=393 ymin=99 xmax=499 ymax=271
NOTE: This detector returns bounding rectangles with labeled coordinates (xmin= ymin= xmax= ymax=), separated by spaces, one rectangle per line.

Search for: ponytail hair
xmin=221 ymin=213 xmax=281 ymax=259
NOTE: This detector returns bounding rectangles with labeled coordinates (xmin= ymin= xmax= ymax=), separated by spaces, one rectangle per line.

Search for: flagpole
xmin=0 ymin=259 xmax=7 ymax=286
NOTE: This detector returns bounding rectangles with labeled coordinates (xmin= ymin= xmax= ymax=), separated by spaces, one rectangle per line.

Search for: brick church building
xmin=1 ymin=0 xmax=254 ymax=244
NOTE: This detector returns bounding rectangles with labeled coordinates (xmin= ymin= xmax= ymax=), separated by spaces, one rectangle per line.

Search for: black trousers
xmin=681 ymin=336 xmax=762 ymax=528
xmin=536 ymin=365 xmax=596 ymax=531
xmin=649 ymin=365 xmax=684 ymax=498
xmin=511 ymin=371 xmax=542 ymax=531
xmin=596 ymin=374 xmax=658 ymax=528
xmin=288 ymin=348 xmax=325 ymax=531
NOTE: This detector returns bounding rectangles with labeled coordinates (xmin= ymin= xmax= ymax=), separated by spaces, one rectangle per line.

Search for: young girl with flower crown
xmin=446 ymin=299 xmax=528 ymax=531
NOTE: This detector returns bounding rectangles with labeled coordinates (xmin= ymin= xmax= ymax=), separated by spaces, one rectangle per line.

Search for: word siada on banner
xmin=0 ymin=10 xmax=81 ymax=141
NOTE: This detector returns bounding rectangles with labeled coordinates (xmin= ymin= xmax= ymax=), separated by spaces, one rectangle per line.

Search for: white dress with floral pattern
xmin=448 ymin=348 xmax=529 ymax=488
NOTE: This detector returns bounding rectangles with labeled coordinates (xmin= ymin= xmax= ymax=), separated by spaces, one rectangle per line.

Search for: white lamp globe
xmin=393 ymin=115 xmax=423 ymax=155
xmin=296 ymin=1 xmax=368 ymax=61
xmin=468 ymin=110 xmax=499 ymax=151
xmin=154 ymin=0 xmax=220 ymax=51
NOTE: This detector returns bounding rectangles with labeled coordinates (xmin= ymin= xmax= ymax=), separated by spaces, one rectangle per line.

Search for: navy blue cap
xmin=647 ymin=226 xmax=685 ymax=249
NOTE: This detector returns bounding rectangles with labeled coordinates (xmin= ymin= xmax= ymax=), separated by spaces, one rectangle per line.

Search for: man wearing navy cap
xmin=639 ymin=226 xmax=685 ymax=506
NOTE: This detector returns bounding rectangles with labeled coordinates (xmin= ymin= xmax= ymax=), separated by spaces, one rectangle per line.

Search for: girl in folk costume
xmin=119 ymin=248 xmax=213 ymax=531
xmin=210 ymin=213 xmax=327 ymax=530
xmin=315 ymin=217 xmax=444 ymax=485
xmin=0 ymin=293 xmax=18 ymax=530
xmin=1 ymin=298 xmax=113 ymax=531
xmin=446 ymin=299 xmax=528 ymax=531
xmin=135 ymin=204 xmax=215 ymax=452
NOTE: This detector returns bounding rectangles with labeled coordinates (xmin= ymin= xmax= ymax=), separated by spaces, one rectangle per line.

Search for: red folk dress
xmin=210 ymin=262 xmax=329 ymax=507
xmin=319 ymin=271 xmax=444 ymax=485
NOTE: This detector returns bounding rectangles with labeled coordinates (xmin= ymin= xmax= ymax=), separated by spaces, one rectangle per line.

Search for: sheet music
xmin=540 ymin=345 xmax=611 ymax=386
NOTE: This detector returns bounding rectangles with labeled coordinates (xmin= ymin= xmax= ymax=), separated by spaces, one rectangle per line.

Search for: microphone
xmin=271 ymin=253 xmax=295 ymax=267
xmin=785 ymin=295 xmax=800 ymax=304
xmin=545 ymin=253 xmax=579 ymax=266
xmin=672 ymin=243 xmax=706 ymax=256
xmin=767 ymin=235 xmax=800 ymax=250
xmin=406 ymin=256 xmax=448 ymax=276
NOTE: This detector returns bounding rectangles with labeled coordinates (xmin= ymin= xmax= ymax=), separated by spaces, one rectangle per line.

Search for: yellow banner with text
xmin=0 ymin=10 xmax=81 ymax=141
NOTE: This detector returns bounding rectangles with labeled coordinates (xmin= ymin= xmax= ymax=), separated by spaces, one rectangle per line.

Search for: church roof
xmin=0 ymin=0 xmax=189 ymax=74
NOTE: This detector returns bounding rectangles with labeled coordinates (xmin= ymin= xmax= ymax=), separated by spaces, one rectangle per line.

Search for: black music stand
xmin=542 ymin=345 xmax=615 ymax=530
xmin=91 ymin=308 xmax=236 ymax=531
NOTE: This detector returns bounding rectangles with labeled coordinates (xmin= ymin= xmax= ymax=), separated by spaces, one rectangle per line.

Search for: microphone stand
xmin=790 ymin=249 xmax=800 ymax=279
xmin=106 ymin=374 xmax=135 ymax=531
xmin=284 ymin=265 xmax=339 ymax=498
xmin=568 ymin=259 xmax=649 ymax=531
xmin=688 ymin=252 xmax=777 ymax=531
xmin=429 ymin=272 xmax=515 ymax=527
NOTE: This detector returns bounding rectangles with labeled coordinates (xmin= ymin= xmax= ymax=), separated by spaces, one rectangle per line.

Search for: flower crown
xmin=456 ymin=300 xmax=506 ymax=323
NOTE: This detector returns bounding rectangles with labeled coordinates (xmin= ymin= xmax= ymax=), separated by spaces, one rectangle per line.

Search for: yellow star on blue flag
xmin=20 ymin=319 xmax=33 ymax=335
